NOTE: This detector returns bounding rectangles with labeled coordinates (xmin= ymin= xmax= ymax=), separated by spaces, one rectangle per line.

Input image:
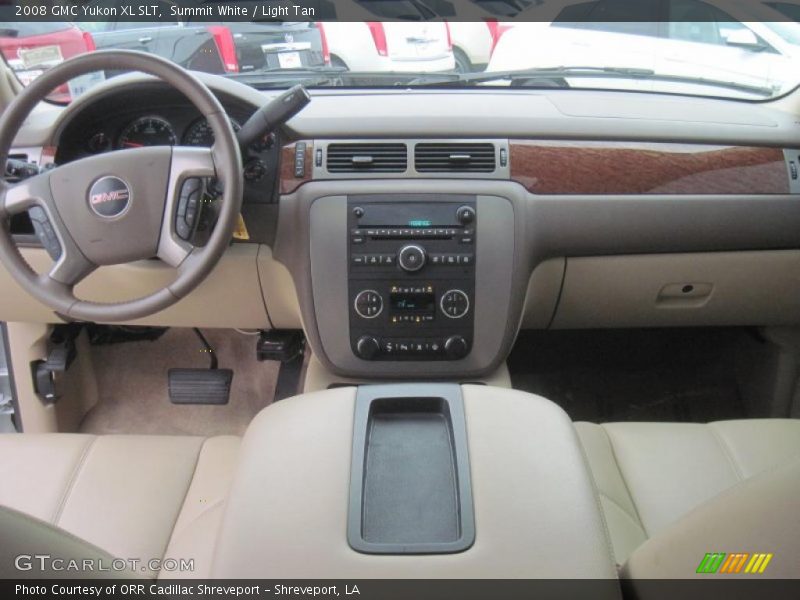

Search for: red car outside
xmin=0 ymin=22 xmax=96 ymax=103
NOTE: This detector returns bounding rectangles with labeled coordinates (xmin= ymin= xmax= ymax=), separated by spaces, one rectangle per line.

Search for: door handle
xmin=138 ymin=36 xmax=153 ymax=43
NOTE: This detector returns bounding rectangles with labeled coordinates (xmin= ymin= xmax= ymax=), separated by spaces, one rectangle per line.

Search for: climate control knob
xmin=440 ymin=289 xmax=470 ymax=319
xmin=444 ymin=336 xmax=469 ymax=360
xmin=354 ymin=290 xmax=383 ymax=319
xmin=356 ymin=335 xmax=381 ymax=360
xmin=398 ymin=244 xmax=426 ymax=272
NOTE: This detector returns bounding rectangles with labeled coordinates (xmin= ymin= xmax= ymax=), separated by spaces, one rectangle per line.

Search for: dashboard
xmin=5 ymin=73 xmax=800 ymax=379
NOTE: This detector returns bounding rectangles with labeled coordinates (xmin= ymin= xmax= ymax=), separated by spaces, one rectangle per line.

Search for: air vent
xmin=415 ymin=143 xmax=496 ymax=173
xmin=326 ymin=143 xmax=407 ymax=173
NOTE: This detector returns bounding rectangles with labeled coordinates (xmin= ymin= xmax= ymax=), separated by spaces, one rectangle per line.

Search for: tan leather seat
xmin=0 ymin=434 xmax=239 ymax=578
xmin=0 ymin=505 xmax=136 ymax=579
xmin=2 ymin=417 xmax=798 ymax=579
xmin=575 ymin=419 xmax=800 ymax=565
xmin=622 ymin=459 xmax=800 ymax=581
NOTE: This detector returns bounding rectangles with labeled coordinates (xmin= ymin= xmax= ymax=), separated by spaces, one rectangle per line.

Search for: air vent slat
xmin=326 ymin=143 xmax=407 ymax=173
xmin=415 ymin=143 xmax=496 ymax=173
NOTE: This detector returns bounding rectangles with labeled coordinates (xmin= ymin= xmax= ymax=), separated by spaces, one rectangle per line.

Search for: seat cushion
xmin=622 ymin=458 xmax=800 ymax=580
xmin=0 ymin=505 xmax=137 ymax=579
xmin=575 ymin=419 xmax=800 ymax=565
xmin=161 ymin=436 xmax=240 ymax=578
xmin=0 ymin=433 xmax=239 ymax=578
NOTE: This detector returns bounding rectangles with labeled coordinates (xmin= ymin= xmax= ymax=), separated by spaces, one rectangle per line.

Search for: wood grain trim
xmin=279 ymin=141 xmax=313 ymax=194
xmin=41 ymin=146 xmax=57 ymax=166
xmin=510 ymin=141 xmax=789 ymax=195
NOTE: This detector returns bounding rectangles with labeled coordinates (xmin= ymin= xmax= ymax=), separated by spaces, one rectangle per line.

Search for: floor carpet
xmin=79 ymin=328 xmax=279 ymax=436
xmin=507 ymin=328 xmax=751 ymax=423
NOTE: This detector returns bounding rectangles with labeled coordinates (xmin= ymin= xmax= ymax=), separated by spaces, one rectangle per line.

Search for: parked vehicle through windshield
xmin=3 ymin=0 xmax=800 ymax=101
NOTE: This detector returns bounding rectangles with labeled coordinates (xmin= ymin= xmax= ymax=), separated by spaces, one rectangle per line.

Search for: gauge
xmin=86 ymin=132 xmax=111 ymax=154
xmin=183 ymin=117 xmax=240 ymax=147
xmin=118 ymin=116 xmax=177 ymax=149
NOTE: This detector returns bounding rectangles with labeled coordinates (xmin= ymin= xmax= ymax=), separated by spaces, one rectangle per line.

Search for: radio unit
xmin=347 ymin=195 xmax=476 ymax=361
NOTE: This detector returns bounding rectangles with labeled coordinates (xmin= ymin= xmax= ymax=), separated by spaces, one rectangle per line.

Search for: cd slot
xmin=360 ymin=227 xmax=459 ymax=240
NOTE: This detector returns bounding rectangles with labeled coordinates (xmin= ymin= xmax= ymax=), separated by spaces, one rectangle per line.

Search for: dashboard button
xmin=441 ymin=289 xmax=470 ymax=319
xmin=355 ymin=336 xmax=380 ymax=360
xmin=398 ymin=244 xmax=426 ymax=272
xmin=354 ymin=290 xmax=383 ymax=319
xmin=294 ymin=142 xmax=306 ymax=177
xmin=444 ymin=335 xmax=470 ymax=360
xmin=456 ymin=205 xmax=476 ymax=225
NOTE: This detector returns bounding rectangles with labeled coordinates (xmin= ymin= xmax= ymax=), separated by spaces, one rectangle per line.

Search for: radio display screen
xmin=355 ymin=201 xmax=472 ymax=227
xmin=390 ymin=292 xmax=435 ymax=314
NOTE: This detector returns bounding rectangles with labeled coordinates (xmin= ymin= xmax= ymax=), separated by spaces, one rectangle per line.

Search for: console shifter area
xmin=348 ymin=195 xmax=476 ymax=361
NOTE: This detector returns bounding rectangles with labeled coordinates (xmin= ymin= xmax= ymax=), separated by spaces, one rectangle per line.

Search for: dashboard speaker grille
xmin=326 ymin=143 xmax=407 ymax=173
xmin=415 ymin=143 xmax=496 ymax=173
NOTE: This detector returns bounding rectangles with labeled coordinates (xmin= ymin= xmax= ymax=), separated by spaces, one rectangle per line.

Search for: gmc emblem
xmin=90 ymin=189 xmax=129 ymax=205
xmin=87 ymin=176 xmax=131 ymax=218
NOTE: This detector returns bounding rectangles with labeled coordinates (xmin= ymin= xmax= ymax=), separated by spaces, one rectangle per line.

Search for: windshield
xmin=3 ymin=0 xmax=800 ymax=103
xmin=763 ymin=20 xmax=800 ymax=44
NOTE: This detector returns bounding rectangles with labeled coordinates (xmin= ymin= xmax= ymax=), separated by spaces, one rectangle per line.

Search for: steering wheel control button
xmin=87 ymin=176 xmax=131 ymax=218
xmin=176 ymin=178 xmax=203 ymax=241
xmin=441 ymin=289 xmax=470 ymax=319
xmin=355 ymin=290 xmax=383 ymax=319
xmin=398 ymin=244 xmax=426 ymax=272
xmin=29 ymin=207 xmax=62 ymax=261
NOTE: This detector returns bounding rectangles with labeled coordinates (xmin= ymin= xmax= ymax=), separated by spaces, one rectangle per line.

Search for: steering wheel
xmin=0 ymin=50 xmax=243 ymax=322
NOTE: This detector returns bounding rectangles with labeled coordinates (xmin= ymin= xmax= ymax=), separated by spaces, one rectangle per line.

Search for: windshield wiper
xmin=225 ymin=67 xmax=346 ymax=88
xmin=407 ymin=66 xmax=776 ymax=97
xmin=406 ymin=66 xmax=653 ymax=86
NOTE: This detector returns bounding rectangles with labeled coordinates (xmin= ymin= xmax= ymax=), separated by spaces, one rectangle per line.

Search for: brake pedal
xmin=168 ymin=329 xmax=232 ymax=405
xmin=168 ymin=368 xmax=233 ymax=405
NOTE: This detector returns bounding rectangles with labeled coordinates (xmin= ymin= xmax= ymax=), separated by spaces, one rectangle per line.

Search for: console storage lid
xmin=212 ymin=385 xmax=618 ymax=581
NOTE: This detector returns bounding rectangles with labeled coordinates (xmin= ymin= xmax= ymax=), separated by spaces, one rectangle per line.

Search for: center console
xmin=275 ymin=179 xmax=528 ymax=380
xmin=211 ymin=384 xmax=618 ymax=584
xmin=347 ymin=196 xmax=476 ymax=361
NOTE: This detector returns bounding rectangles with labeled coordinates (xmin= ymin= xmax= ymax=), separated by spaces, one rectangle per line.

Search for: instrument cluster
xmin=56 ymin=98 xmax=280 ymax=195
